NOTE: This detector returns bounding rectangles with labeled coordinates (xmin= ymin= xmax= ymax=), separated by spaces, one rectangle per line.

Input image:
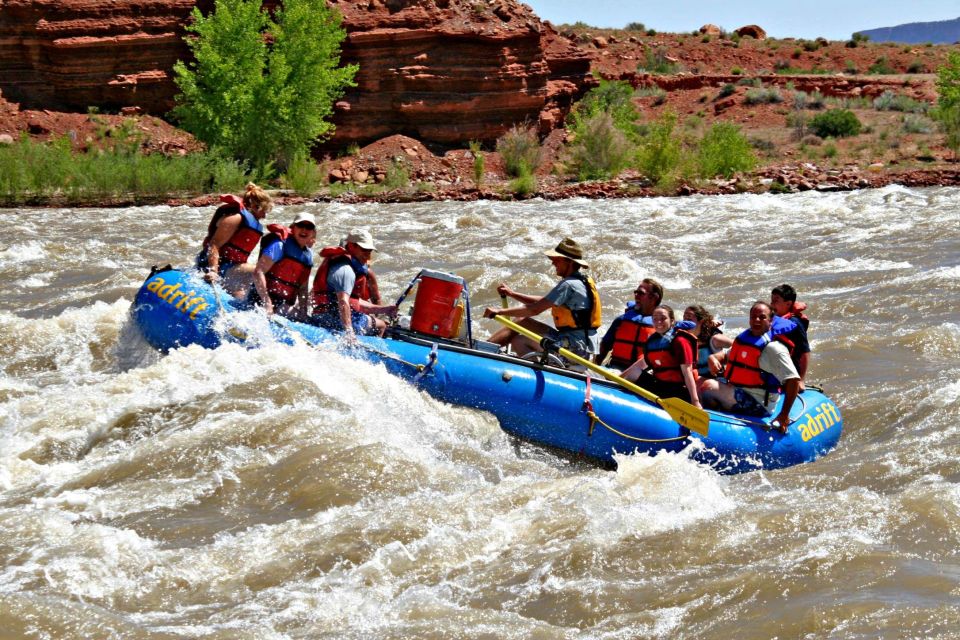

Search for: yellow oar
xmin=492 ymin=315 xmax=710 ymax=436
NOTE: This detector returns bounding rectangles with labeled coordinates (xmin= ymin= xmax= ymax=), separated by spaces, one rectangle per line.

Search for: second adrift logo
xmin=145 ymin=276 xmax=211 ymax=319
xmin=798 ymin=402 xmax=841 ymax=442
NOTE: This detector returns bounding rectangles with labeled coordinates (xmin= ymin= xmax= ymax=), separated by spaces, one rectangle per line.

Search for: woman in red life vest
xmin=250 ymin=213 xmax=317 ymax=320
xmin=621 ymin=305 xmax=702 ymax=408
xmin=683 ymin=304 xmax=733 ymax=380
xmin=196 ymin=182 xmax=273 ymax=297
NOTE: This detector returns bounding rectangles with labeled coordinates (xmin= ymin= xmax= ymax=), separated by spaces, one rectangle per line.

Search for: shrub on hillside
xmin=496 ymin=124 xmax=541 ymax=177
xmin=567 ymin=112 xmax=635 ymax=181
xmin=281 ymin=151 xmax=325 ymax=195
xmin=867 ymin=56 xmax=895 ymax=74
xmin=873 ymin=90 xmax=928 ymax=114
xmin=568 ymin=79 xmax=642 ymax=142
xmin=809 ymin=109 xmax=862 ymax=138
xmin=638 ymin=48 xmax=681 ymax=75
xmin=636 ymin=111 xmax=681 ymax=185
xmin=696 ymin=122 xmax=757 ymax=178
xmin=744 ymin=87 xmax=783 ymax=105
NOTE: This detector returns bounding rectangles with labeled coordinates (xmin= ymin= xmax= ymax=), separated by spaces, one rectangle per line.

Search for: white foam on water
xmin=0 ymin=240 xmax=46 ymax=267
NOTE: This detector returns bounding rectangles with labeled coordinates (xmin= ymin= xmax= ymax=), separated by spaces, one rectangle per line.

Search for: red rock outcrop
xmin=0 ymin=0 xmax=594 ymax=146
xmin=735 ymin=24 xmax=766 ymax=40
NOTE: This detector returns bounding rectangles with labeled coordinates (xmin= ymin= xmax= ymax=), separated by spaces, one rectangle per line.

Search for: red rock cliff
xmin=0 ymin=0 xmax=593 ymax=145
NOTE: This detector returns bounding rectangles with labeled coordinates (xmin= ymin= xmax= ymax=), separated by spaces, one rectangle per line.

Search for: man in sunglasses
xmin=248 ymin=212 xmax=317 ymax=320
xmin=595 ymin=277 xmax=663 ymax=369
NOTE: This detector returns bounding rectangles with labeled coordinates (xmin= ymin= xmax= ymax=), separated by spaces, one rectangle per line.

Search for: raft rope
xmin=581 ymin=373 xmax=690 ymax=444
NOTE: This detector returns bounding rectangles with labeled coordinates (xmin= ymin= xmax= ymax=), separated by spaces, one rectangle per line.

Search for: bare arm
xmin=352 ymin=298 xmax=398 ymax=317
xmin=252 ymin=254 xmax=275 ymax=314
xmin=336 ymin=291 xmax=355 ymax=339
xmin=205 ymin=213 xmax=241 ymax=277
xmin=796 ymin=351 xmax=809 ymax=391
xmin=773 ymin=378 xmax=801 ymax=432
xmin=497 ymin=283 xmax=542 ymax=306
xmin=680 ymin=364 xmax=701 ymax=408
xmin=621 ymin=357 xmax=648 ymax=381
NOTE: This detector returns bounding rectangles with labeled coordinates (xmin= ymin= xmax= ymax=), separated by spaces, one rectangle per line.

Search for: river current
xmin=1 ymin=186 xmax=958 ymax=639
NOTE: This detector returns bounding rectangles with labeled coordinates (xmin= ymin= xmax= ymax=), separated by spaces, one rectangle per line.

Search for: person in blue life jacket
xmin=483 ymin=237 xmax=601 ymax=360
xmin=310 ymin=229 xmax=398 ymax=342
xmin=195 ymin=182 xmax=273 ymax=297
xmin=700 ymin=301 xmax=801 ymax=432
xmin=620 ymin=305 xmax=702 ymax=407
xmin=248 ymin=212 xmax=317 ymax=320
xmin=770 ymin=283 xmax=811 ymax=390
xmin=594 ymin=277 xmax=663 ymax=369
xmin=683 ymin=304 xmax=734 ymax=380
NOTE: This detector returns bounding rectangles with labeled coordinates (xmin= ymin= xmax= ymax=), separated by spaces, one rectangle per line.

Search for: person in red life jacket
xmin=195 ymin=182 xmax=273 ymax=297
xmin=248 ymin=212 xmax=317 ymax=319
xmin=310 ymin=229 xmax=398 ymax=341
xmin=482 ymin=238 xmax=601 ymax=360
xmin=770 ymin=283 xmax=811 ymax=391
xmin=621 ymin=305 xmax=702 ymax=408
xmin=594 ymin=278 xmax=663 ymax=368
xmin=683 ymin=304 xmax=733 ymax=380
xmin=700 ymin=301 xmax=801 ymax=432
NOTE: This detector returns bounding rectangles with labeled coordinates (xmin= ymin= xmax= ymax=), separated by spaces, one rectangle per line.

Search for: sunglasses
xmin=634 ymin=289 xmax=650 ymax=296
xmin=294 ymin=222 xmax=316 ymax=231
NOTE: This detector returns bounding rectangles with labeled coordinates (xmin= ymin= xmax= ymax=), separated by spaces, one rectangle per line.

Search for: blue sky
xmin=524 ymin=1 xmax=959 ymax=41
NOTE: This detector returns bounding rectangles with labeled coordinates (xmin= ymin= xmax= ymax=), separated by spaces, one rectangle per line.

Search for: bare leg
xmin=700 ymin=379 xmax=737 ymax=410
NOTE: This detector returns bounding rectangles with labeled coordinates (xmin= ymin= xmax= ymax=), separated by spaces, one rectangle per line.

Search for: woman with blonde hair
xmin=196 ymin=182 xmax=273 ymax=297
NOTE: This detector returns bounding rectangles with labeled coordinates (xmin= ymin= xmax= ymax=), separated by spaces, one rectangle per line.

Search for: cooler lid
xmin=418 ymin=268 xmax=465 ymax=286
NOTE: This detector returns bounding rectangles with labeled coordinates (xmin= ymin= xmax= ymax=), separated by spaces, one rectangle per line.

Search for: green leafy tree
xmin=808 ymin=109 xmax=862 ymax=138
xmin=934 ymin=51 xmax=960 ymax=156
xmin=172 ymin=0 xmax=357 ymax=173
xmin=697 ymin=122 xmax=757 ymax=178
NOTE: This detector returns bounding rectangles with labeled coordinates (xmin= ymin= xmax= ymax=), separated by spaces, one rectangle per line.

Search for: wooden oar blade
xmin=659 ymin=397 xmax=710 ymax=436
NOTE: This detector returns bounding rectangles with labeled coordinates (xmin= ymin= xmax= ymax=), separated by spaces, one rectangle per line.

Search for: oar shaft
xmin=494 ymin=315 xmax=657 ymax=402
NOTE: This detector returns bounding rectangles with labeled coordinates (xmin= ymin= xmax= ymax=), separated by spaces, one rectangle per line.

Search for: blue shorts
xmin=732 ymin=388 xmax=773 ymax=417
xmin=312 ymin=309 xmax=373 ymax=335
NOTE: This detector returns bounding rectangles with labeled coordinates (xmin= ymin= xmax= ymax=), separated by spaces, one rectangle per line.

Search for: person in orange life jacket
xmin=482 ymin=238 xmax=601 ymax=359
xmin=594 ymin=277 xmax=663 ymax=368
xmin=621 ymin=305 xmax=702 ymax=408
xmin=683 ymin=304 xmax=733 ymax=380
xmin=770 ymin=283 xmax=811 ymax=391
xmin=249 ymin=212 xmax=317 ymax=320
xmin=195 ymin=182 xmax=273 ymax=297
xmin=700 ymin=301 xmax=801 ymax=432
xmin=310 ymin=229 xmax=398 ymax=341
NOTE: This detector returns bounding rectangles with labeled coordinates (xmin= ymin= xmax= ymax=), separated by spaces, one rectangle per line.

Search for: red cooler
xmin=410 ymin=269 xmax=465 ymax=338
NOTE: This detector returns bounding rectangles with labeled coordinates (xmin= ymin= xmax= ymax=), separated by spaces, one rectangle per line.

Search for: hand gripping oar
xmin=492 ymin=315 xmax=710 ymax=436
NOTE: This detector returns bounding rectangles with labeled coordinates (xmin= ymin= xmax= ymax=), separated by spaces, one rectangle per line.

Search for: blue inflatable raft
xmin=131 ymin=267 xmax=843 ymax=474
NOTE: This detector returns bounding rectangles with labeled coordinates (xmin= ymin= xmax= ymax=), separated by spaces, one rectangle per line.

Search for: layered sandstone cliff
xmin=0 ymin=0 xmax=593 ymax=145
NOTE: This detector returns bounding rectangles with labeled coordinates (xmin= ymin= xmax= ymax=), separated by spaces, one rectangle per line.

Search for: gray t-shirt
xmin=727 ymin=339 xmax=800 ymax=409
xmin=326 ymin=261 xmax=356 ymax=296
xmin=543 ymin=276 xmax=598 ymax=355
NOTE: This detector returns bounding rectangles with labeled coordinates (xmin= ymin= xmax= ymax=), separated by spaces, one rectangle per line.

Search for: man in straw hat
xmin=483 ymin=237 xmax=602 ymax=360
xmin=310 ymin=229 xmax=398 ymax=340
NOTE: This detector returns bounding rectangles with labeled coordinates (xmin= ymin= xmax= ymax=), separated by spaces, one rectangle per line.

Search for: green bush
xmin=873 ymin=90 xmax=929 ymax=114
xmin=508 ymin=163 xmax=537 ymax=197
xmin=638 ymin=48 xmax=681 ymax=74
xmin=718 ymin=83 xmax=736 ymax=98
xmin=809 ymin=109 xmax=862 ymax=137
xmin=934 ymin=51 xmax=960 ymax=155
xmin=496 ymin=124 xmax=541 ymax=177
xmin=383 ymin=157 xmax=410 ymax=190
xmin=469 ymin=140 xmax=485 ymax=188
xmin=568 ymin=79 xmax=642 ymax=142
xmin=907 ymin=60 xmax=927 ymax=74
xmin=867 ymin=56 xmax=895 ymax=74
xmin=172 ymin=0 xmax=357 ymax=174
xmin=696 ymin=122 xmax=757 ymax=178
xmin=901 ymin=114 xmax=933 ymax=134
xmin=636 ymin=111 xmax=681 ymax=185
xmin=625 ymin=22 xmax=646 ymax=32
xmin=0 ymin=135 xmax=249 ymax=205
xmin=744 ymin=87 xmax=783 ymax=104
xmin=567 ymin=111 xmax=635 ymax=180
xmin=281 ymin=151 xmax=325 ymax=195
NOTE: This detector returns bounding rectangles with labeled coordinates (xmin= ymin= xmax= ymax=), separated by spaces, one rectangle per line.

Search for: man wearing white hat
xmin=248 ymin=211 xmax=316 ymax=319
xmin=310 ymin=229 xmax=398 ymax=339
xmin=483 ymin=237 xmax=602 ymax=360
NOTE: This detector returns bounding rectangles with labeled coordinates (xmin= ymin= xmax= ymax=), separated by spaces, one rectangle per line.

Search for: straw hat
xmin=543 ymin=237 xmax=589 ymax=268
